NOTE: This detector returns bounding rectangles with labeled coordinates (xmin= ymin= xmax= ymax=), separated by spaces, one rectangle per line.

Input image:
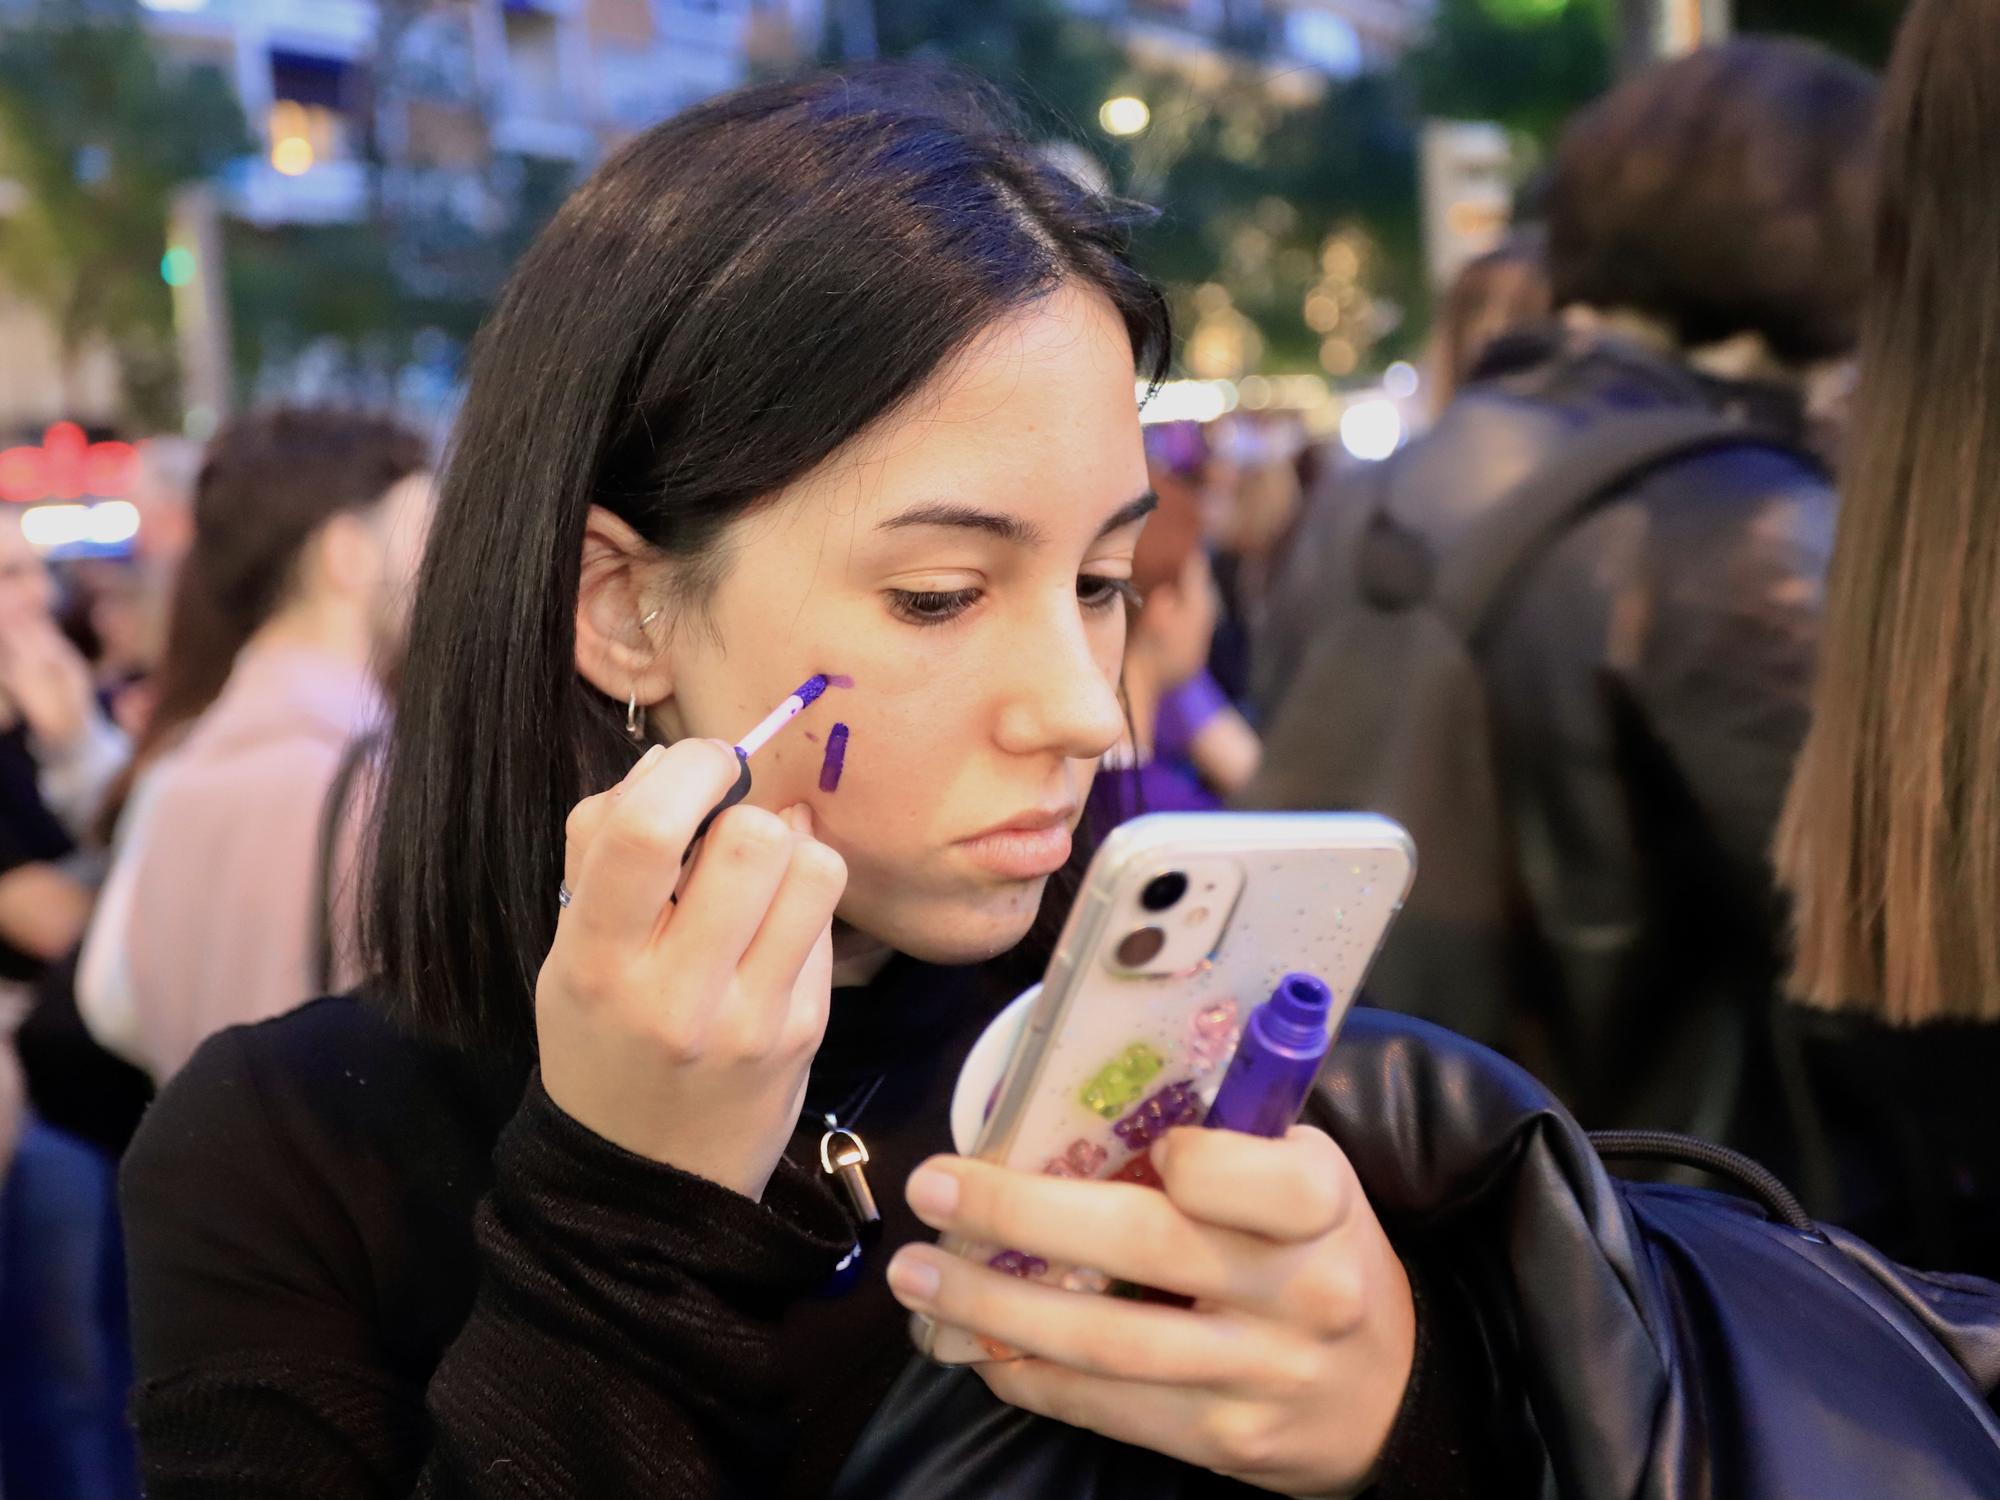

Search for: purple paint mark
xmin=827 ymin=674 xmax=855 ymax=690
xmin=818 ymin=722 xmax=850 ymax=792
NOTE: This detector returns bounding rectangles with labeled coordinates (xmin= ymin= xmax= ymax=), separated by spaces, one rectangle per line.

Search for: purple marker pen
xmin=1202 ymin=972 xmax=1333 ymax=1138
xmin=681 ymin=673 xmax=850 ymax=864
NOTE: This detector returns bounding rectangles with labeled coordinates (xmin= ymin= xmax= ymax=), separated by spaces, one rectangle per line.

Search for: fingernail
xmin=625 ymin=743 xmax=667 ymax=783
xmin=905 ymin=1164 xmax=960 ymax=1223
xmin=783 ymin=803 xmax=815 ymax=837
xmin=886 ymin=1250 xmax=940 ymax=1305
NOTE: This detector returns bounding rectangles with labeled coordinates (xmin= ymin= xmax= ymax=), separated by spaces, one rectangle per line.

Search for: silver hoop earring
xmin=627 ymin=608 xmax=661 ymax=742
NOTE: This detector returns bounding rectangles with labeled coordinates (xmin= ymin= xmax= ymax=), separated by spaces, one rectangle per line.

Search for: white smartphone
xmin=914 ymin=810 xmax=1415 ymax=1365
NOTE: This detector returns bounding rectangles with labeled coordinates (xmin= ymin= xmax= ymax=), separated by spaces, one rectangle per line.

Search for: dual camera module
xmin=1113 ymin=871 xmax=1195 ymax=969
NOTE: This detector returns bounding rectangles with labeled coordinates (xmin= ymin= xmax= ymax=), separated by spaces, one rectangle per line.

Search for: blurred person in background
xmin=60 ymin=560 xmax=157 ymax=727
xmin=1248 ymin=39 xmax=1874 ymax=1169
xmin=1256 ymin=237 xmax=1552 ymax=716
xmin=113 ymin=434 xmax=202 ymax=738
xmin=0 ymin=437 xmax=202 ymax=857
xmin=1425 ymin=231 xmax=1552 ymax=416
xmin=77 ymin=408 xmax=432 ymax=1087
xmin=0 ymin=516 xmax=95 ymax=976
xmin=1201 ymin=411 xmax=1303 ymax=704
xmin=1088 ymin=434 xmax=1262 ymax=834
xmin=1774 ymin=0 xmax=2000 ymax=1280
xmin=0 ymin=518 xmax=135 ymax=1500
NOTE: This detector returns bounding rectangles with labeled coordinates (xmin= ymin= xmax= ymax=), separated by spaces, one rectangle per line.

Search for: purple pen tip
xmin=793 ymin=673 xmax=852 ymax=707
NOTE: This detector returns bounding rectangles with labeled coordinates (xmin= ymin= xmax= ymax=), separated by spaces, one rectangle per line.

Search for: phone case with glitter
xmin=913 ymin=811 xmax=1414 ymax=1366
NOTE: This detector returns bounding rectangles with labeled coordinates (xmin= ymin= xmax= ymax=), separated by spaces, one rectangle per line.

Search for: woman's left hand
xmin=885 ymin=1124 xmax=1415 ymax=1499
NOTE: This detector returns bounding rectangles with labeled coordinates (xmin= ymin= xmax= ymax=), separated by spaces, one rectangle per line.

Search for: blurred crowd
xmin=3 ymin=22 xmax=1999 ymax=1500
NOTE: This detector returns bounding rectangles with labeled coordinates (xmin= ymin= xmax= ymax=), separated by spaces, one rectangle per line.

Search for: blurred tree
xmin=0 ymin=0 xmax=248 ymax=425
xmin=1405 ymin=0 xmax=1614 ymax=141
xmin=0 ymin=0 xmax=248 ymax=426
xmin=1734 ymin=0 xmax=1903 ymax=63
xmin=856 ymin=0 xmax=1424 ymax=374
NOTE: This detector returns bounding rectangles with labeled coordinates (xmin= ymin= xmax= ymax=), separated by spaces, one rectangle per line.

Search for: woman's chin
xmin=837 ymin=877 xmax=1050 ymax=968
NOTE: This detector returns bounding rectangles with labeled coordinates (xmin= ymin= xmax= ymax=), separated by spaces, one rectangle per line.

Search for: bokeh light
xmin=1099 ymin=96 xmax=1151 ymax=137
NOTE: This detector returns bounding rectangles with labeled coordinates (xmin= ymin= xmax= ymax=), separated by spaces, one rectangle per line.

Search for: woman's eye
xmin=887 ymin=587 xmax=981 ymax=626
xmin=1079 ymin=575 xmax=1141 ymax=613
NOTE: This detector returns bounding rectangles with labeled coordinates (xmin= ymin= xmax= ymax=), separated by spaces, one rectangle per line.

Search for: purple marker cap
xmin=1201 ymin=973 xmax=1334 ymax=1139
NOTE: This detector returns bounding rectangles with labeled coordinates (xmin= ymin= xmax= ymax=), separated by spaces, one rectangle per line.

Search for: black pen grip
xmin=681 ymin=748 xmax=753 ymax=865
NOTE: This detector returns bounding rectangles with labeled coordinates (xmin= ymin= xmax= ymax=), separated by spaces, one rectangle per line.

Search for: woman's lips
xmin=954 ymin=817 xmax=1075 ymax=880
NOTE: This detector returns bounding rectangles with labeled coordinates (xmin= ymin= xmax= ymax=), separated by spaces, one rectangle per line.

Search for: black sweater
xmin=121 ymin=957 xmax=1484 ymax=1497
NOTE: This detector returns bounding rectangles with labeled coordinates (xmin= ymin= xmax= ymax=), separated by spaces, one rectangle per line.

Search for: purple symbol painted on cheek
xmin=818 ymin=722 xmax=850 ymax=793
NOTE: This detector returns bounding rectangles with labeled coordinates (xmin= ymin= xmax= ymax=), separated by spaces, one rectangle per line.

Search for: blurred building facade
xmin=136 ymin=0 xmax=825 ymax=229
xmin=1069 ymin=0 xmax=1431 ymax=94
xmin=0 ymin=0 xmax=822 ymax=436
xmin=0 ymin=0 xmax=1433 ymax=443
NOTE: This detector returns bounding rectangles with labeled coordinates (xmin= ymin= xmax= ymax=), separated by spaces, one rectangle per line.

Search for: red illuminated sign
xmin=0 ymin=423 xmax=140 ymax=505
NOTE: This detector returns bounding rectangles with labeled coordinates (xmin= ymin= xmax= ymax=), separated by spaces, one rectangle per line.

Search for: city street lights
xmin=1099 ymin=96 xmax=1150 ymax=137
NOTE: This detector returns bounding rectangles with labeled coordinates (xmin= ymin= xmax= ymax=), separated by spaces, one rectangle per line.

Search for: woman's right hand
xmin=536 ymin=738 xmax=848 ymax=1201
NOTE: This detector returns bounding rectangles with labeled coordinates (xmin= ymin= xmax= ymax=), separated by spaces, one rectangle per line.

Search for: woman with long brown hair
xmin=1774 ymin=0 xmax=2000 ymax=1277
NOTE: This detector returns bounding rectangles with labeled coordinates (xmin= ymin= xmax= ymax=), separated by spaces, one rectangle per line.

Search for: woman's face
xmin=654 ymin=285 xmax=1151 ymax=964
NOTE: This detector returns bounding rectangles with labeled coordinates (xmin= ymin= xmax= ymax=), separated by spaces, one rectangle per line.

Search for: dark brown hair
xmin=97 ymin=407 xmax=428 ymax=839
xmin=364 ymin=68 xmax=1171 ymax=1053
xmin=1547 ymin=38 xmax=1877 ymax=362
xmin=1775 ymin=0 xmax=2000 ymax=1024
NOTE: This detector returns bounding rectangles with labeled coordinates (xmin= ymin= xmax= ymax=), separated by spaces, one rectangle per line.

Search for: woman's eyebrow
xmin=1096 ymin=491 xmax=1159 ymax=539
xmin=875 ymin=491 xmax=1158 ymax=547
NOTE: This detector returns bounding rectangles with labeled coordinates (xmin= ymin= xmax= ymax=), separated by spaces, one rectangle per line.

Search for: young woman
xmin=1773 ymin=0 xmax=2000 ymax=1279
xmin=122 ymin=66 xmax=2000 ymax=1500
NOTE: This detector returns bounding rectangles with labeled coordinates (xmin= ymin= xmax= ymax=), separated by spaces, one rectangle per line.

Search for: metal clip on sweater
xmin=820 ymin=1125 xmax=881 ymax=1234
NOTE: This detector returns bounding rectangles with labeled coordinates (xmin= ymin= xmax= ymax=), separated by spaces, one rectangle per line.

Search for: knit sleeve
xmin=123 ymin=1033 xmax=856 ymax=1498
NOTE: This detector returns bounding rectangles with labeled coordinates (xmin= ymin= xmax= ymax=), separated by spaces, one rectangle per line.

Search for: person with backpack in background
xmin=1247 ymin=39 xmax=1873 ymax=1173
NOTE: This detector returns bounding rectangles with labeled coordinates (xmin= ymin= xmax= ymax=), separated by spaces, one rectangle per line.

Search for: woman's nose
xmin=992 ymin=604 xmax=1125 ymax=762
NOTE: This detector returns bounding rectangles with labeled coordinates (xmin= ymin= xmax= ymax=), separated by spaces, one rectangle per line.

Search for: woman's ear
xmin=575 ymin=505 xmax=673 ymax=713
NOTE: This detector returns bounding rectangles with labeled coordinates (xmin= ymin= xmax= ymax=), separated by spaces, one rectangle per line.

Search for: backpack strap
xmin=1429 ymin=409 xmax=1808 ymax=649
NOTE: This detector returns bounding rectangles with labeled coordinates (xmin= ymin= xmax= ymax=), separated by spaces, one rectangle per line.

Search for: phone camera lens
xmin=1115 ymin=927 xmax=1167 ymax=968
xmin=1140 ymin=872 xmax=1189 ymax=912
